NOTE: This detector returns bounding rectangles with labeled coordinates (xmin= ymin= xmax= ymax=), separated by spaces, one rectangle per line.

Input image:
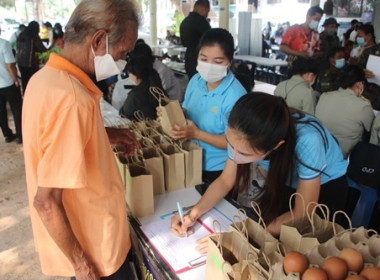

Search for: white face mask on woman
xmin=91 ymin=34 xmax=127 ymax=81
xmin=196 ymin=60 xmax=228 ymax=83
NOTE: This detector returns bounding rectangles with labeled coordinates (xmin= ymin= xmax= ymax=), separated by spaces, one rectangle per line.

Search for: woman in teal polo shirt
xmin=171 ymin=93 xmax=348 ymax=240
xmin=170 ymin=28 xmax=246 ymax=186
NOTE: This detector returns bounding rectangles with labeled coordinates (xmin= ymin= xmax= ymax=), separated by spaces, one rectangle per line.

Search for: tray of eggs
xmin=270 ymin=228 xmax=380 ymax=280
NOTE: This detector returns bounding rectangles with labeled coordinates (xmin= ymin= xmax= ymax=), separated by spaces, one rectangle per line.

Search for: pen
xmin=176 ymin=201 xmax=188 ymax=237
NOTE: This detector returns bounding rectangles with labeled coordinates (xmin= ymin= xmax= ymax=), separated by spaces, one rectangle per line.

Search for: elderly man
xmin=22 ymin=0 xmax=139 ymax=279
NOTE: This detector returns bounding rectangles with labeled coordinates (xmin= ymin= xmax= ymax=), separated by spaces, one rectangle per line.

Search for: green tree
xmin=0 ymin=0 xmax=15 ymax=8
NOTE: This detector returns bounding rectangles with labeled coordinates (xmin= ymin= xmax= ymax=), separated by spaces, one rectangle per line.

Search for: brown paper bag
xmin=230 ymin=206 xmax=280 ymax=258
xmin=142 ymin=147 xmax=165 ymax=195
xmin=113 ymin=147 xmax=129 ymax=188
xmin=205 ymin=231 xmax=259 ymax=280
xmin=125 ymin=161 xmax=154 ymax=218
xmin=280 ymin=195 xmax=344 ymax=254
xmin=179 ymin=141 xmax=203 ymax=187
xmin=160 ymin=143 xmax=185 ymax=191
xmin=150 ymin=86 xmax=186 ymax=136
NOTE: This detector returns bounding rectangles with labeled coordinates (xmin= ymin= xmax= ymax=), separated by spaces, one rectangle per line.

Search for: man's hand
xmin=74 ymin=258 xmax=100 ymax=280
xmin=106 ymin=127 xmax=139 ymax=156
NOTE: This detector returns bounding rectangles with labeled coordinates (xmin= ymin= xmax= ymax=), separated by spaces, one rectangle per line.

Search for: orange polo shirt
xmin=22 ymin=53 xmax=130 ymax=277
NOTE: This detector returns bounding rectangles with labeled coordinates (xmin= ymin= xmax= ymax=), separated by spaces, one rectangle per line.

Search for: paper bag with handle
xmin=120 ymin=153 xmax=154 ymax=218
xmin=205 ymin=221 xmax=261 ymax=280
xmin=177 ymin=141 xmax=203 ymax=188
xmin=280 ymin=194 xmax=344 ymax=254
xmin=159 ymin=142 xmax=185 ymax=191
xmin=150 ymin=86 xmax=186 ymax=136
xmin=141 ymin=138 xmax=165 ymax=195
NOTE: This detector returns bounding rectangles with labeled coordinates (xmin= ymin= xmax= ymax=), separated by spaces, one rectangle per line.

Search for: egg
xmin=322 ymin=256 xmax=348 ymax=280
xmin=360 ymin=266 xmax=380 ymax=280
xmin=339 ymin=248 xmax=364 ymax=273
xmin=345 ymin=275 xmax=367 ymax=280
xmin=302 ymin=267 xmax=328 ymax=280
xmin=283 ymin=251 xmax=309 ymax=275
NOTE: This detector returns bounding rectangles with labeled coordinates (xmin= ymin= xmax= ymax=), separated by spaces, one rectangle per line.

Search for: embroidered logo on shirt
xmin=210 ymin=106 xmax=218 ymax=114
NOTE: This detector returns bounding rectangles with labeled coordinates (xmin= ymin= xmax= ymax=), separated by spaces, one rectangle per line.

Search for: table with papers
xmin=129 ymin=187 xmax=238 ymax=280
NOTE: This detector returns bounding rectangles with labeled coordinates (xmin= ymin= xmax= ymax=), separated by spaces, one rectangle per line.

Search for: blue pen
xmin=176 ymin=201 xmax=188 ymax=237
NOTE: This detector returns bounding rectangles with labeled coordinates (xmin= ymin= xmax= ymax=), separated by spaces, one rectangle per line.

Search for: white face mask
xmin=309 ymin=20 xmax=319 ymax=30
xmin=227 ymin=143 xmax=269 ymax=164
xmin=91 ymin=34 xmax=126 ymax=81
xmin=196 ymin=60 xmax=228 ymax=83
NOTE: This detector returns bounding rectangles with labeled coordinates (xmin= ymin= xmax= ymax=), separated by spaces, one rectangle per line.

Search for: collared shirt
xmin=258 ymin=114 xmax=348 ymax=189
xmin=316 ymin=87 xmax=374 ymax=158
xmin=274 ymin=75 xmax=319 ymax=115
xmin=281 ymin=24 xmax=320 ymax=54
xmin=0 ymin=38 xmax=15 ymax=88
xmin=22 ymin=53 xmax=130 ymax=277
xmin=182 ymin=71 xmax=246 ymax=171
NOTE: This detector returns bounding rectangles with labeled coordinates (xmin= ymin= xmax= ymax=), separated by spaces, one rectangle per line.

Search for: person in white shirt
xmin=0 ymin=27 xmax=22 ymax=143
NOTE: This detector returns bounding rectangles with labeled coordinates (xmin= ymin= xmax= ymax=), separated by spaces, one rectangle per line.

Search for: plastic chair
xmin=347 ymin=177 xmax=379 ymax=228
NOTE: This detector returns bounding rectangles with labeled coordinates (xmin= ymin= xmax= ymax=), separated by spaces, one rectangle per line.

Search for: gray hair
xmin=64 ymin=0 xmax=140 ymax=45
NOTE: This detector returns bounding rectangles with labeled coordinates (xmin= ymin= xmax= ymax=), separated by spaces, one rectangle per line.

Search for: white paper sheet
xmin=140 ymin=208 xmax=232 ymax=274
xmin=366 ymin=54 xmax=380 ymax=86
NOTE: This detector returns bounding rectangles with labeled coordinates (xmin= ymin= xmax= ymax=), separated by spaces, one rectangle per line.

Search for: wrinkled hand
xmin=74 ymin=259 xmax=100 ymax=280
xmin=171 ymin=213 xmax=195 ymax=237
xmin=364 ymin=69 xmax=375 ymax=79
xmin=171 ymin=119 xmax=199 ymax=140
xmin=106 ymin=127 xmax=139 ymax=156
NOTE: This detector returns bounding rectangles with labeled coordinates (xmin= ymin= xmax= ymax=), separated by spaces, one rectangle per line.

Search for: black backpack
xmin=347 ymin=141 xmax=380 ymax=190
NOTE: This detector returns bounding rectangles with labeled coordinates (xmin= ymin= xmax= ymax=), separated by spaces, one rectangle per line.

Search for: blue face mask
xmin=335 ymin=58 xmax=345 ymax=69
xmin=309 ymin=20 xmax=319 ymax=30
xmin=356 ymin=37 xmax=366 ymax=46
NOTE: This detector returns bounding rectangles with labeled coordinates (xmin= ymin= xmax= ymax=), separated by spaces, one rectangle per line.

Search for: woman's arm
xmin=267 ymin=177 xmax=321 ymax=236
xmin=171 ymin=119 xmax=227 ymax=149
xmin=171 ymin=159 xmax=238 ymax=236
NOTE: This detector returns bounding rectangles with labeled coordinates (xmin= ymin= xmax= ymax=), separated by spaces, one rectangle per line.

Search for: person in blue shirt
xmin=171 ymin=93 xmax=348 ymax=241
xmin=170 ymin=28 xmax=247 ymax=186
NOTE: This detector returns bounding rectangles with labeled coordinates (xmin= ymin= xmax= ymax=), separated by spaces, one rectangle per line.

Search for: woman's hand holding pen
xmin=170 ymin=212 xmax=196 ymax=237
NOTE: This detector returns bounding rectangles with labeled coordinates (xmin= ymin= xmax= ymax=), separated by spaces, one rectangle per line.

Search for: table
xmin=234 ymin=55 xmax=288 ymax=67
xmin=131 ymin=187 xmax=238 ymax=280
xmin=253 ymin=80 xmax=276 ymax=95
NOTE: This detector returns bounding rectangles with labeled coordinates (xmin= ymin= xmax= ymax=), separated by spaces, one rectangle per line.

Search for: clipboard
xmin=140 ymin=207 xmax=232 ymax=274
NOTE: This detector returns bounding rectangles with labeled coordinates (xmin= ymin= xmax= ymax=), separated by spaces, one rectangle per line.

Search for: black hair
xmin=198 ymin=28 xmax=234 ymax=62
xmin=307 ymin=6 xmax=324 ymax=17
xmin=129 ymin=42 xmax=155 ymax=63
xmin=351 ymin=19 xmax=359 ymax=25
xmin=337 ymin=65 xmax=365 ymax=89
xmin=357 ymin=23 xmax=376 ymax=42
xmin=289 ymin=57 xmax=320 ymax=76
xmin=327 ymin=47 xmax=345 ymax=58
xmin=126 ymin=55 xmax=164 ymax=90
xmin=44 ymin=21 xmax=52 ymax=28
xmin=24 ymin=21 xmax=40 ymax=38
xmin=194 ymin=0 xmax=210 ymax=8
xmin=228 ymin=93 xmax=297 ymax=223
